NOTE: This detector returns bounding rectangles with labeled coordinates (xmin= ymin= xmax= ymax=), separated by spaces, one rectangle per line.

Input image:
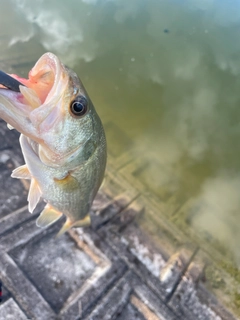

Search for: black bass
xmin=0 ymin=52 xmax=107 ymax=235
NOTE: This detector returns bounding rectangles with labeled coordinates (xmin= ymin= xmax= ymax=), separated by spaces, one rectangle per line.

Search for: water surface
xmin=1 ymin=0 xmax=240 ymax=268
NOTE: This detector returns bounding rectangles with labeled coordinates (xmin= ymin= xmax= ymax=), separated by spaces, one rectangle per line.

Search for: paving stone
xmin=129 ymin=296 xmax=158 ymax=320
xmin=86 ymin=271 xmax=177 ymax=320
xmin=0 ymin=121 xmax=27 ymax=219
xmin=0 ymin=119 xmax=21 ymax=151
xmin=0 ymin=205 xmax=39 ymax=236
xmin=90 ymin=165 xmax=139 ymax=231
xmin=0 ymin=151 xmax=27 ymax=219
xmin=115 ymin=303 xmax=146 ymax=320
xmin=119 ymin=157 xmax=186 ymax=216
xmin=10 ymin=231 xmax=97 ymax=312
xmin=86 ymin=275 xmax=132 ymax=320
xmin=0 ymin=218 xmax=127 ymax=320
xmin=168 ymin=252 xmax=237 ymax=320
xmin=58 ymin=228 xmax=127 ymax=320
xmin=0 ymin=298 xmax=29 ymax=320
xmin=98 ymin=195 xmax=197 ymax=301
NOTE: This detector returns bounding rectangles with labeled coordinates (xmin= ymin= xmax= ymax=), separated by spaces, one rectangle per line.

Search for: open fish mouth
xmin=0 ymin=53 xmax=68 ymax=144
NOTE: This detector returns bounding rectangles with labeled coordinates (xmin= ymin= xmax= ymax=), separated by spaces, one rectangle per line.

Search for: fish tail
xmin=56 ymin=214 xmax=91 ymax=237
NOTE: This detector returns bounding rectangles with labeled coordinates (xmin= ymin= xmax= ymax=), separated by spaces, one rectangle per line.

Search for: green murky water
xmin=1 ymin=1 xmax=240 ymax=269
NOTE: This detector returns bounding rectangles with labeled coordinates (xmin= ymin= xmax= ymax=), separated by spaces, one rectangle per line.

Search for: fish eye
xmin=70 ymin=96 xmax=88 ymax=117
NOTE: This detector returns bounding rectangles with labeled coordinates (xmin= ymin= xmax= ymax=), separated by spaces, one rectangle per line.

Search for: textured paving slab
xmin=0 ymin=120 xmax=239 ymax=320
xmin=86 ymin=271 xmax=176 ymax=320
xmin=0 ymin=298 xmax=29 ymax=320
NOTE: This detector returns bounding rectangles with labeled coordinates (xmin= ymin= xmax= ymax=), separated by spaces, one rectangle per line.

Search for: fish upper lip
xmin=0 ymin=71 xmax=26 ymax=92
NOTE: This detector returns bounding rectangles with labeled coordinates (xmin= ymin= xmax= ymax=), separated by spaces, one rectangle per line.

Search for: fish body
xmin=0 ymin=53 xmax=107 ymax=234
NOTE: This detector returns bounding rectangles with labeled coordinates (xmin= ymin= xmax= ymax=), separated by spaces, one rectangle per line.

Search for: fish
xmin=0 ymin=52 xmax=107 ymax=235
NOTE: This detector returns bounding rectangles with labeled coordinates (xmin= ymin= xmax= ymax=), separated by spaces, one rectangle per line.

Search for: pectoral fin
xmin=57 ymin=214 xmax=91 ymax=237
xmin=36 ymin=204 xmax=62 ymax=228
xmin=28 ymin=178 xmax=41 ymax=213
xmin=11 ymin=164 xmax=31 ymax=179
xmin=54 ymin=174 xmax=79 ymax=191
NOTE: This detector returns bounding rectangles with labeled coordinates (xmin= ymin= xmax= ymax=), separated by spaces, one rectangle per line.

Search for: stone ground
xmin=0 ymin=119 xmax=238 ymax=320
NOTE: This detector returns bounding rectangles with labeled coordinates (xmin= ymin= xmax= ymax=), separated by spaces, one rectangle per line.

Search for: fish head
xmin=0 ymin=52 xmax=103 ymax=167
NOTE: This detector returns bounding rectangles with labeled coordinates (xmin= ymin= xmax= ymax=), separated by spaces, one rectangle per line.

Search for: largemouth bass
xmin=0 ymin=52 xmax=107 ymax=235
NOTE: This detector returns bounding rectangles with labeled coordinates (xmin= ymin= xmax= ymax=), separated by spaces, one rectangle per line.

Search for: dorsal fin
xmin=36 ymin=204 xmax=62 ymax=228
xmin=56 ymin=214 xmax=91 ymax=237
xmin=11 ymin=164 xmax=31 ymax=179
xmin=28 ymin=178 xmax=41 ymax=213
